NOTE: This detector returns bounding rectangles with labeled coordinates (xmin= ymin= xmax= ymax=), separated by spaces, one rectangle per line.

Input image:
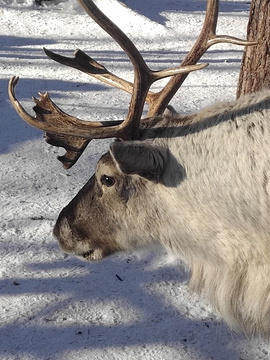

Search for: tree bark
xmin=237 ymin=0 xmax=270 ymax=98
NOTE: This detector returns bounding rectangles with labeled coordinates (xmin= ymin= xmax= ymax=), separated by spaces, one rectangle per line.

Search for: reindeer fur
xmin=54 ymin=90 xmax=270 ymax=337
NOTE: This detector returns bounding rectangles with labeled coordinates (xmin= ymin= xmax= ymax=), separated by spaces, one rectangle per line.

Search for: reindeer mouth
xmin=82 ymin=250 xmax=94 ymax=260
xmin=79 ymin=248 xmax=103 ymax=261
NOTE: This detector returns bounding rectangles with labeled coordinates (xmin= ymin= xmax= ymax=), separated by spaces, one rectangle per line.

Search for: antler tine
xmin=9 ymin=75 xmax=123 ymax=168
xmin=8 ymin=76 xmax=123 ymax=139
xmin=147 ymin=0 xmax=257 ymax=117
xmin=44 ymin=47 xmax=206 ymax=108
xmin=44 ymin=48 xmax=135 ymax=96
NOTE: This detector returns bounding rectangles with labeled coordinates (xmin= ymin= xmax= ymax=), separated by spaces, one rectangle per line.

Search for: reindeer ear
xmin=110 ymin=141 xmax=167 ymax=182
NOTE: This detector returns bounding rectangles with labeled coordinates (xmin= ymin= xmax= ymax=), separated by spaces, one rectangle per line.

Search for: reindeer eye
xmin=100 ymin=175 xmax=115 ymax=187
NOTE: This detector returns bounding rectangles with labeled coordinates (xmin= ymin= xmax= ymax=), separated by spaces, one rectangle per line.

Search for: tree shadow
xmin=119 ymin=0 xmax=251 ymax=25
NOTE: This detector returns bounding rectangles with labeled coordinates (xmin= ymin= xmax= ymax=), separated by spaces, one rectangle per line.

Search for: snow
xmin=1 ymin=0 xmax=270 ymax=359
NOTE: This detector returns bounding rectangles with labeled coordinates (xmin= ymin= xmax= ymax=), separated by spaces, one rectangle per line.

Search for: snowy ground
xmin=1 ymin=0 xmax=270 ymax=359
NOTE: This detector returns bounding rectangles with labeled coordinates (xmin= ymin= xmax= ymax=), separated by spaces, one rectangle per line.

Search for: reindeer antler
xmin=8 ymin=0 xmax=256 ymax=168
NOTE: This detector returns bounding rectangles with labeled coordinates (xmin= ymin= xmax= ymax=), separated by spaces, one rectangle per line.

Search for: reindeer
xmin=8 ymin=0 xmax=270 ymax=338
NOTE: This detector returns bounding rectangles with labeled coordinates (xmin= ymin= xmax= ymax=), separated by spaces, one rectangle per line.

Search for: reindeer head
xmin=53 ymin=143 xmax=169 ymax=260
xmin=8 ymin=0 xmax=255 ymax=259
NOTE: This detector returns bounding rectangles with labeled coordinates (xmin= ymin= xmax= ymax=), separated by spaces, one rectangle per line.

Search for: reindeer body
xmin=53 ymin=90 xmax=270 ymax=337
xmin=9 ymin=0 xmax=268 ymax=339
xmin=162 ymin=92 xmax=270 ymax=337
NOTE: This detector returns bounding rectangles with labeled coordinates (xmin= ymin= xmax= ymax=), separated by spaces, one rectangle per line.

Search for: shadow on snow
xmin=119 ymin=0 xmax=250 ymax=25
xmin=0 ymin=247 xmax=245 ymax=359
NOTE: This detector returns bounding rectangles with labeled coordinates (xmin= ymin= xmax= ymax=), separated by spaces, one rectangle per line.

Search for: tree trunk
xmin=237 ymin=0 xmax=270 ymax=98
